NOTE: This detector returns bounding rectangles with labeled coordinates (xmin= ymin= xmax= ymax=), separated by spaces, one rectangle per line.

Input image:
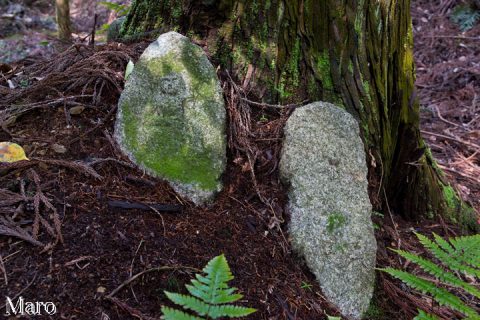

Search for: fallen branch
xmin=29 ymin=169 xmax=63 ymax=244
xmin=107 ymin=199 xmax=182 ymax=213
xmin=0 ymin=216 xmax=43 ymax=247
xmin=68 ymin=105 xmax=118 ymax=145
xmin=107 ymin=265 xmax=198 ymax=299
xmin=0 ymin=254 xmax=7 ymax=286
xmin=437 ymin=164 xmax=480 ymax=184
xmin=0 ymin=273 xmax=37 ymax=310
xmin=421 ymin=130 xmax=480 ymax=150
xmin=64 ymin=255 xmax=96 ymax=267
xmin=35 ymin=158 xmax=102 ymax=180
xmin=89 ymin=157 xmax=135 ymax=169
xmin=0 ymin=188 xmax=27 ymax=207
xmin=423 ymin=35 xmax=480 ymax=41
xmin=105 ymin=296 xmax=159 ymax=320
xmin=0 ymin=95 xmax=94 ymax=126
xmin=240 ymin=97 xmax=308 ymax=109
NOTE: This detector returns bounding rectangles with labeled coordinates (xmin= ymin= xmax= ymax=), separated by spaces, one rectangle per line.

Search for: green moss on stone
xmin=327 ymin=212 xmax=347 ymax=233
xmin=120 ymin=41 xmax=224 ymax=192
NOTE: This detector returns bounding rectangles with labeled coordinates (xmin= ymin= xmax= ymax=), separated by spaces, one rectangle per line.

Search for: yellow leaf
xmin=0 ymin=142 xmax=29 ymax=163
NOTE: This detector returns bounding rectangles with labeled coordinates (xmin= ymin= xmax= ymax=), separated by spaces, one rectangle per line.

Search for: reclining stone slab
xmin=279 ymin=101 xmax=377 ymax=319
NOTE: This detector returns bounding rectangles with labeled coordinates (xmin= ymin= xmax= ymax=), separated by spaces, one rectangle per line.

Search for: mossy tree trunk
xmin=120 ymin=0 xmax=476 ymax=226
xmin=55 ymin=0 xmax=72 ymax=41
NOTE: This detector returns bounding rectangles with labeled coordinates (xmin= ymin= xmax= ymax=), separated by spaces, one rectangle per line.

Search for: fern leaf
xmin=211 ymin=290 xmax=243 ymax=304
xmin=188 ymin=278 xmax=210 ymax=297
xmin=161 ymin=306 xmax=204 ymax=320
xmin=187 ymin=283 xmax=242 ymax=304
xmin=207 ymin=305 xmax=257 ymax=319
xmin=164 ymin=292 xmax=211 ymax=316
xmin=414 ymin=310 xmax=440 ymax=320
xmin=200 ymin=255 xmax=235 ymax=303
xmin=432 ymin=233 xmax=454 ymax=254
xmin=450 ymin=5 xmax=480 ymax=31
xmin=392 ymin=249 xmax=480 ymax=298
xmin=381 ymin=268 xmax=479 ymax=318
xmin=415 ymin=232 xmax=480 ymax=278
xmin=202 ymin=255 xmax=234 ymax=301
xmin=195 ymin=274 xmax=212 ymax=286
xmin=162 ymin=254 xmax=256 ymax=319
xmin=449 ymin=234 xmax=480 ymax=269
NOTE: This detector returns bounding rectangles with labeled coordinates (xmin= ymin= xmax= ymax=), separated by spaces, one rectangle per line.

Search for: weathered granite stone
xmin=115 ymin=31 xmax=226 ymax=205
xmin=280 ymin=102 xmax=377 ymax=319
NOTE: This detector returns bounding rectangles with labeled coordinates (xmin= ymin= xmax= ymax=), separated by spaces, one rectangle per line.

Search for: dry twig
xmin=107 ymin=265 xmax=199 ymax=299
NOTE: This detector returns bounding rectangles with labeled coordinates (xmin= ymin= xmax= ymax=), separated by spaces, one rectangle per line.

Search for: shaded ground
xmin=413 ymin=0 xmax=480 ymax=212
xmin=0 ymin=43 xmax=340 ymax=319
xmin=0 ymin=0 xmax=129 ymax=63
xmin=0 ymin=1 xmax=478 ymax=320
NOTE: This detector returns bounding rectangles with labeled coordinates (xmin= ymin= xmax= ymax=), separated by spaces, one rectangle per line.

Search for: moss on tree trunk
xmin=121 ymin=0 xmax=477 ymax=229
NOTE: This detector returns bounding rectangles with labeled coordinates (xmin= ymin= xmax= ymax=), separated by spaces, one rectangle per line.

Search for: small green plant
xmin=99 ymin=1 xmax=130 ymax=17
xmin=99 ymin=23 xmax=111 ymax=33
xmin=380 ymin=232 xmax=480 ymax=319
xmin=259 ymin=114 xmax=268 ymax=122
xmin=372 ymin=211 xmax=384 ymax=231
xmin=365 ymin=300 xmax=384 ymax=320
xmin=450 ymin=4 xmax=480 ymax=31
xmin=326 ymin=212 xmax=347 ymax=233
xmin=300 ymin=281 xmax=313 ymax=291
xmin=372 ymin=211 xmax=384 ymax=218
xmin=161 ymin=254 xmax=256 ymax=319
xmin=19 ymin=79 xmax=30 ymax=88
xmin=275 ymin=72 xmax=292 ymax=100
xmin=125 ymin=60 xmax=134 ymax=80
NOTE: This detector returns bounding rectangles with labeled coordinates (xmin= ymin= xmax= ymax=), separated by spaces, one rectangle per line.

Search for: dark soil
xmin=0 ymin=41 xmax=340 ymax=319
xmin=0 ymin=0 xmax=129 ymax=63
xmin=414 ymin=0 xmax=480 ymax=212
xmin=0 ymin=1 xmax=478 ymax=320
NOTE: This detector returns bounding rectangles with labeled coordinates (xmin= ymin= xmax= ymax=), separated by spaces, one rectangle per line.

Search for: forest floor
xmin=414 ymin=0 xmax=480 ymax=214
xmin=0 ymin=1 xmax=479 ymax=320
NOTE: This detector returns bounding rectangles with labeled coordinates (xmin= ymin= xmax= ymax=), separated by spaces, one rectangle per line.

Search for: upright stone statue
xmin=115 ymin=32 xmax=226 ymax=205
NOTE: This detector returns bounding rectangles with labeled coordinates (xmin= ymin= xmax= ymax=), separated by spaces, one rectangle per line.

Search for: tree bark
xmin=55 ymin=0 xmax=72 ymax=41
xmin=120 ymin=0 xmax=477 ymax=228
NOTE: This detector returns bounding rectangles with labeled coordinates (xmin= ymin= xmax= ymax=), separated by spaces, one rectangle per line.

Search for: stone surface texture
xmin=115 ymin=31 xmax=226 ymax=205
xmin=107 ymin=16 xmax=126 ymax=42
xmin=280 ymin=102 xmax=377 ymax=319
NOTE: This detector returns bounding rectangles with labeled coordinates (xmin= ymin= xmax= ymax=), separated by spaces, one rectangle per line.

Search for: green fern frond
xmin=415 ymin=232 xmax=480 ymax=278
xmin=450 ymin=234 xmax=480 ymax=268
xmin=450 ymin=5 xmax=480 ymax=31
xmin=414 ymin=310 xmax=440 ymax=320
xmin=164 ymin=293 xmax=212 ymax=317
xmin=391 ymin=249 xmax=480 ymax=298
xmin=161 ymin=307 xmax=203 ymax=320
xmin=432 ymin=233 xmax=455 ymax=254
xmin=98 ymin=1 xmax=130 ymax=16
xmin=382 ymin=232 xmax=480 ymax=319
xmin=207 ymin=305 xmax=258 ymax=318
xmin=380 ymin=268 xmax=479 ymax=318
xmin=162 ymin=254 xmax=256 ymax=319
